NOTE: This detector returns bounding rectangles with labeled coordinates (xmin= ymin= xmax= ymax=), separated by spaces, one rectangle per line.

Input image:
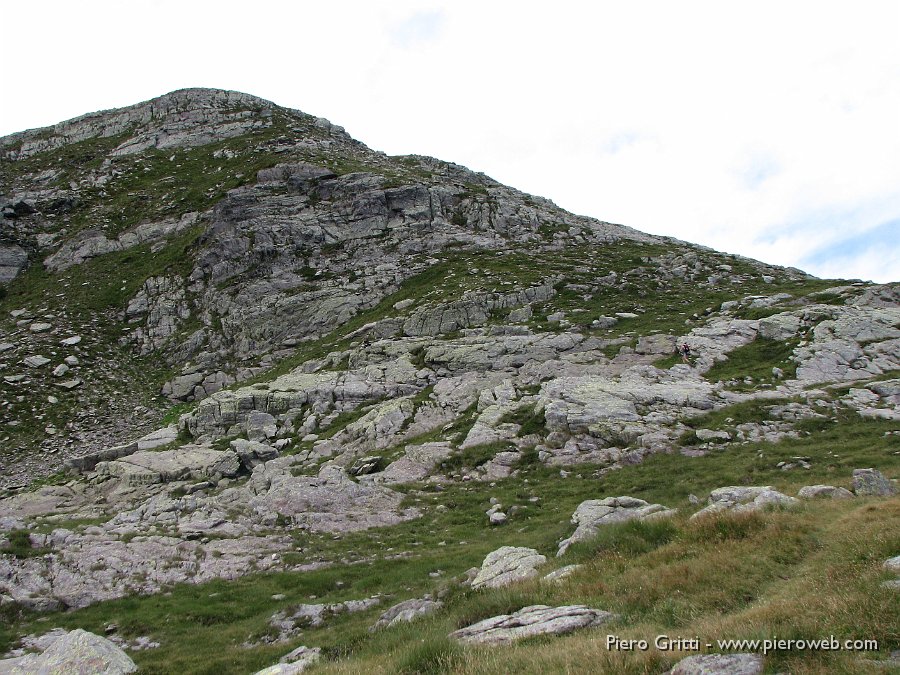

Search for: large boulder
xmin=471 ymin=546 xmax=547 ymax=589
xmin=0 ymin=628 xmax=136 ymax=674
xmin=449 ymin=604 xmax=616 ymax=645
xmin=852 ymin=468 xmax=898 ymax=496
xmin=557 ymin=496 xmax=676 ymax=555
xmin=691 ymin=486 xmax=798 ymax=519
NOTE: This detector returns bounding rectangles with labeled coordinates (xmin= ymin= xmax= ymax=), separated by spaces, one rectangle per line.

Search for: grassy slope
xmin=2 ymin=408 xmax=896 ymax=673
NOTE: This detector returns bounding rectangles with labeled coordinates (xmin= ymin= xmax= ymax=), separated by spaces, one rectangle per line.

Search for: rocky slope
xmin=0 ymin=89 xmax=898 ymax=674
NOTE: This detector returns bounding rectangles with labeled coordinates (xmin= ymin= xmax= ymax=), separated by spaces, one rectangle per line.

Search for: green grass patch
xmin=497 ymin=405 xmax=547 ymax=437
xmin=6 ymin=409 xmax=897 ymax=673
xmin=439 ymin=442 xmax=512 ymax=473
xmin=705 ymin=337 xmax=800 ymax=389
xmin=1 ymin=529 xmax=47 ymax=558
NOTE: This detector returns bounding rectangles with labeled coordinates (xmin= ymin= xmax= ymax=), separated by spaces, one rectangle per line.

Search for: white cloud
xmin=1 ymin=0 xmax=898 ymax=281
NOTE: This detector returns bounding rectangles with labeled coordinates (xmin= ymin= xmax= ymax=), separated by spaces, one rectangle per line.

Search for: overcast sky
xmin=2 ymin=1 xmax=898 ymax=282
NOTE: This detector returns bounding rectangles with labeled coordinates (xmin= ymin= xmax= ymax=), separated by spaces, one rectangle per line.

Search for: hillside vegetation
xmin=0 ymin=89 xmax=897 ymax=674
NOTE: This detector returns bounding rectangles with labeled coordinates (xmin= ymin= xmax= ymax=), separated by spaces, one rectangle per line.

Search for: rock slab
xmin=665 ymin=652 xmax=763 ymax=675
xmin=449 ymin=604 xmax=616 ymax=645
xmin=471 ymin=546 xmax=547 ymax=589
xmin=0 ymin=628 xmax=137 ymax=674
xmin=370 ymin=598 xmax=443 ymax=631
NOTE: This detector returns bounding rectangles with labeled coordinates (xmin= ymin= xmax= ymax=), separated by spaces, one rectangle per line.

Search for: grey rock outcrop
xmin=0 ymin=244 xmax=27 ymax=283
xmin=449 ymin=604 xmax=616 ymax=645
xmin=557 ymin=496 xmax=676 ymax=555
xmin=370 ymin=597 xmax=443 ymax=631
xmin=471 ymin=546 xmax=547 ymax=589
xmin=0 ymin=628 xmax=136 ymax=674
xmin=797 ymin=485 xmax=854 ymax=499
xmin=665 ymin=653 xmax=763 ymax=675
xmin=542 ymin=564 xmax=583 ymax=583
xmin=45 ymin=213 xmax=199 ymax=272
xmin=249 ymin=465 xmax=419 ymax=532
xmin=94 ymin=446 xmax=241 ymax=486
xmin=252 ymin=646 xmax=322 ymax=674
xmin=269 ymin=597 xmax=380 ymax=638
xmin=691 ymin=486 xmax=799 ymax=519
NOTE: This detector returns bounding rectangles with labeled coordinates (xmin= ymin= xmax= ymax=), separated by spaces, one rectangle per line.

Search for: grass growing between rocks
xmin=6 ymin=410 xmax=897 ymax=673
xmin=705 ymin=337 xmax=800 ymax=389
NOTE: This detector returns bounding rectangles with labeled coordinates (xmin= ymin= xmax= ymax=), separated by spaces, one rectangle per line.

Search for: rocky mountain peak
xmin=1 ymin=87 xmax=344 ymax=162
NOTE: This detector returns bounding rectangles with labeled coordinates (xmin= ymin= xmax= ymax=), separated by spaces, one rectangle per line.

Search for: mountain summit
xmin=0 ymin=90 xmax=897 ymax=674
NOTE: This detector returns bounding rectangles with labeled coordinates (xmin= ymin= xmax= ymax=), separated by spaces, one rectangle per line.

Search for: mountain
xmin=0 ymin=89 xmax=897 ymax=674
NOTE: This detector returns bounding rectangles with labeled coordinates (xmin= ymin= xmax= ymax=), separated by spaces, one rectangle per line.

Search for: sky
xmin=1 ymin=1 xmax=898 ymax=282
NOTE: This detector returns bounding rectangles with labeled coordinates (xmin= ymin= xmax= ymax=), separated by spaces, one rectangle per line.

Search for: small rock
xmin=797 ymin=485 xmax=854 ymax=500
xmin=543 ymin=565 xmax=582 ymax=583
xmin=350 ymin=456 xmax=383 ymax=476
xmin=884 ymin=556 xmax=900 ymax=572
xmin=64 ymin=355 xmax=80 ymax=366
xmin=593 ymin=316 xmax=618 ymax=329
xmin=251 ymin=645 xmax=321 ymax=674
xmin=56 ymin=378 xmax=83 ymax=390
xmin=665 ymin=652 xmax=763 ymax=675
xmin=246 ymin=411 xmax=278 ymax=441
xmin=488 ymin=511 xmax=507 ymax=525
xmin=60 ymin=336 xmax=82 ymax=346
xmin=370 ymin=598 xmax=443 ymax=631
xmin=29 ymin=322 xmax=52 ymax=333
xmin=23 ymin=355 xmax=51 ymax=368
xmin=52 ymin=363 xmax=70 ymax=377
